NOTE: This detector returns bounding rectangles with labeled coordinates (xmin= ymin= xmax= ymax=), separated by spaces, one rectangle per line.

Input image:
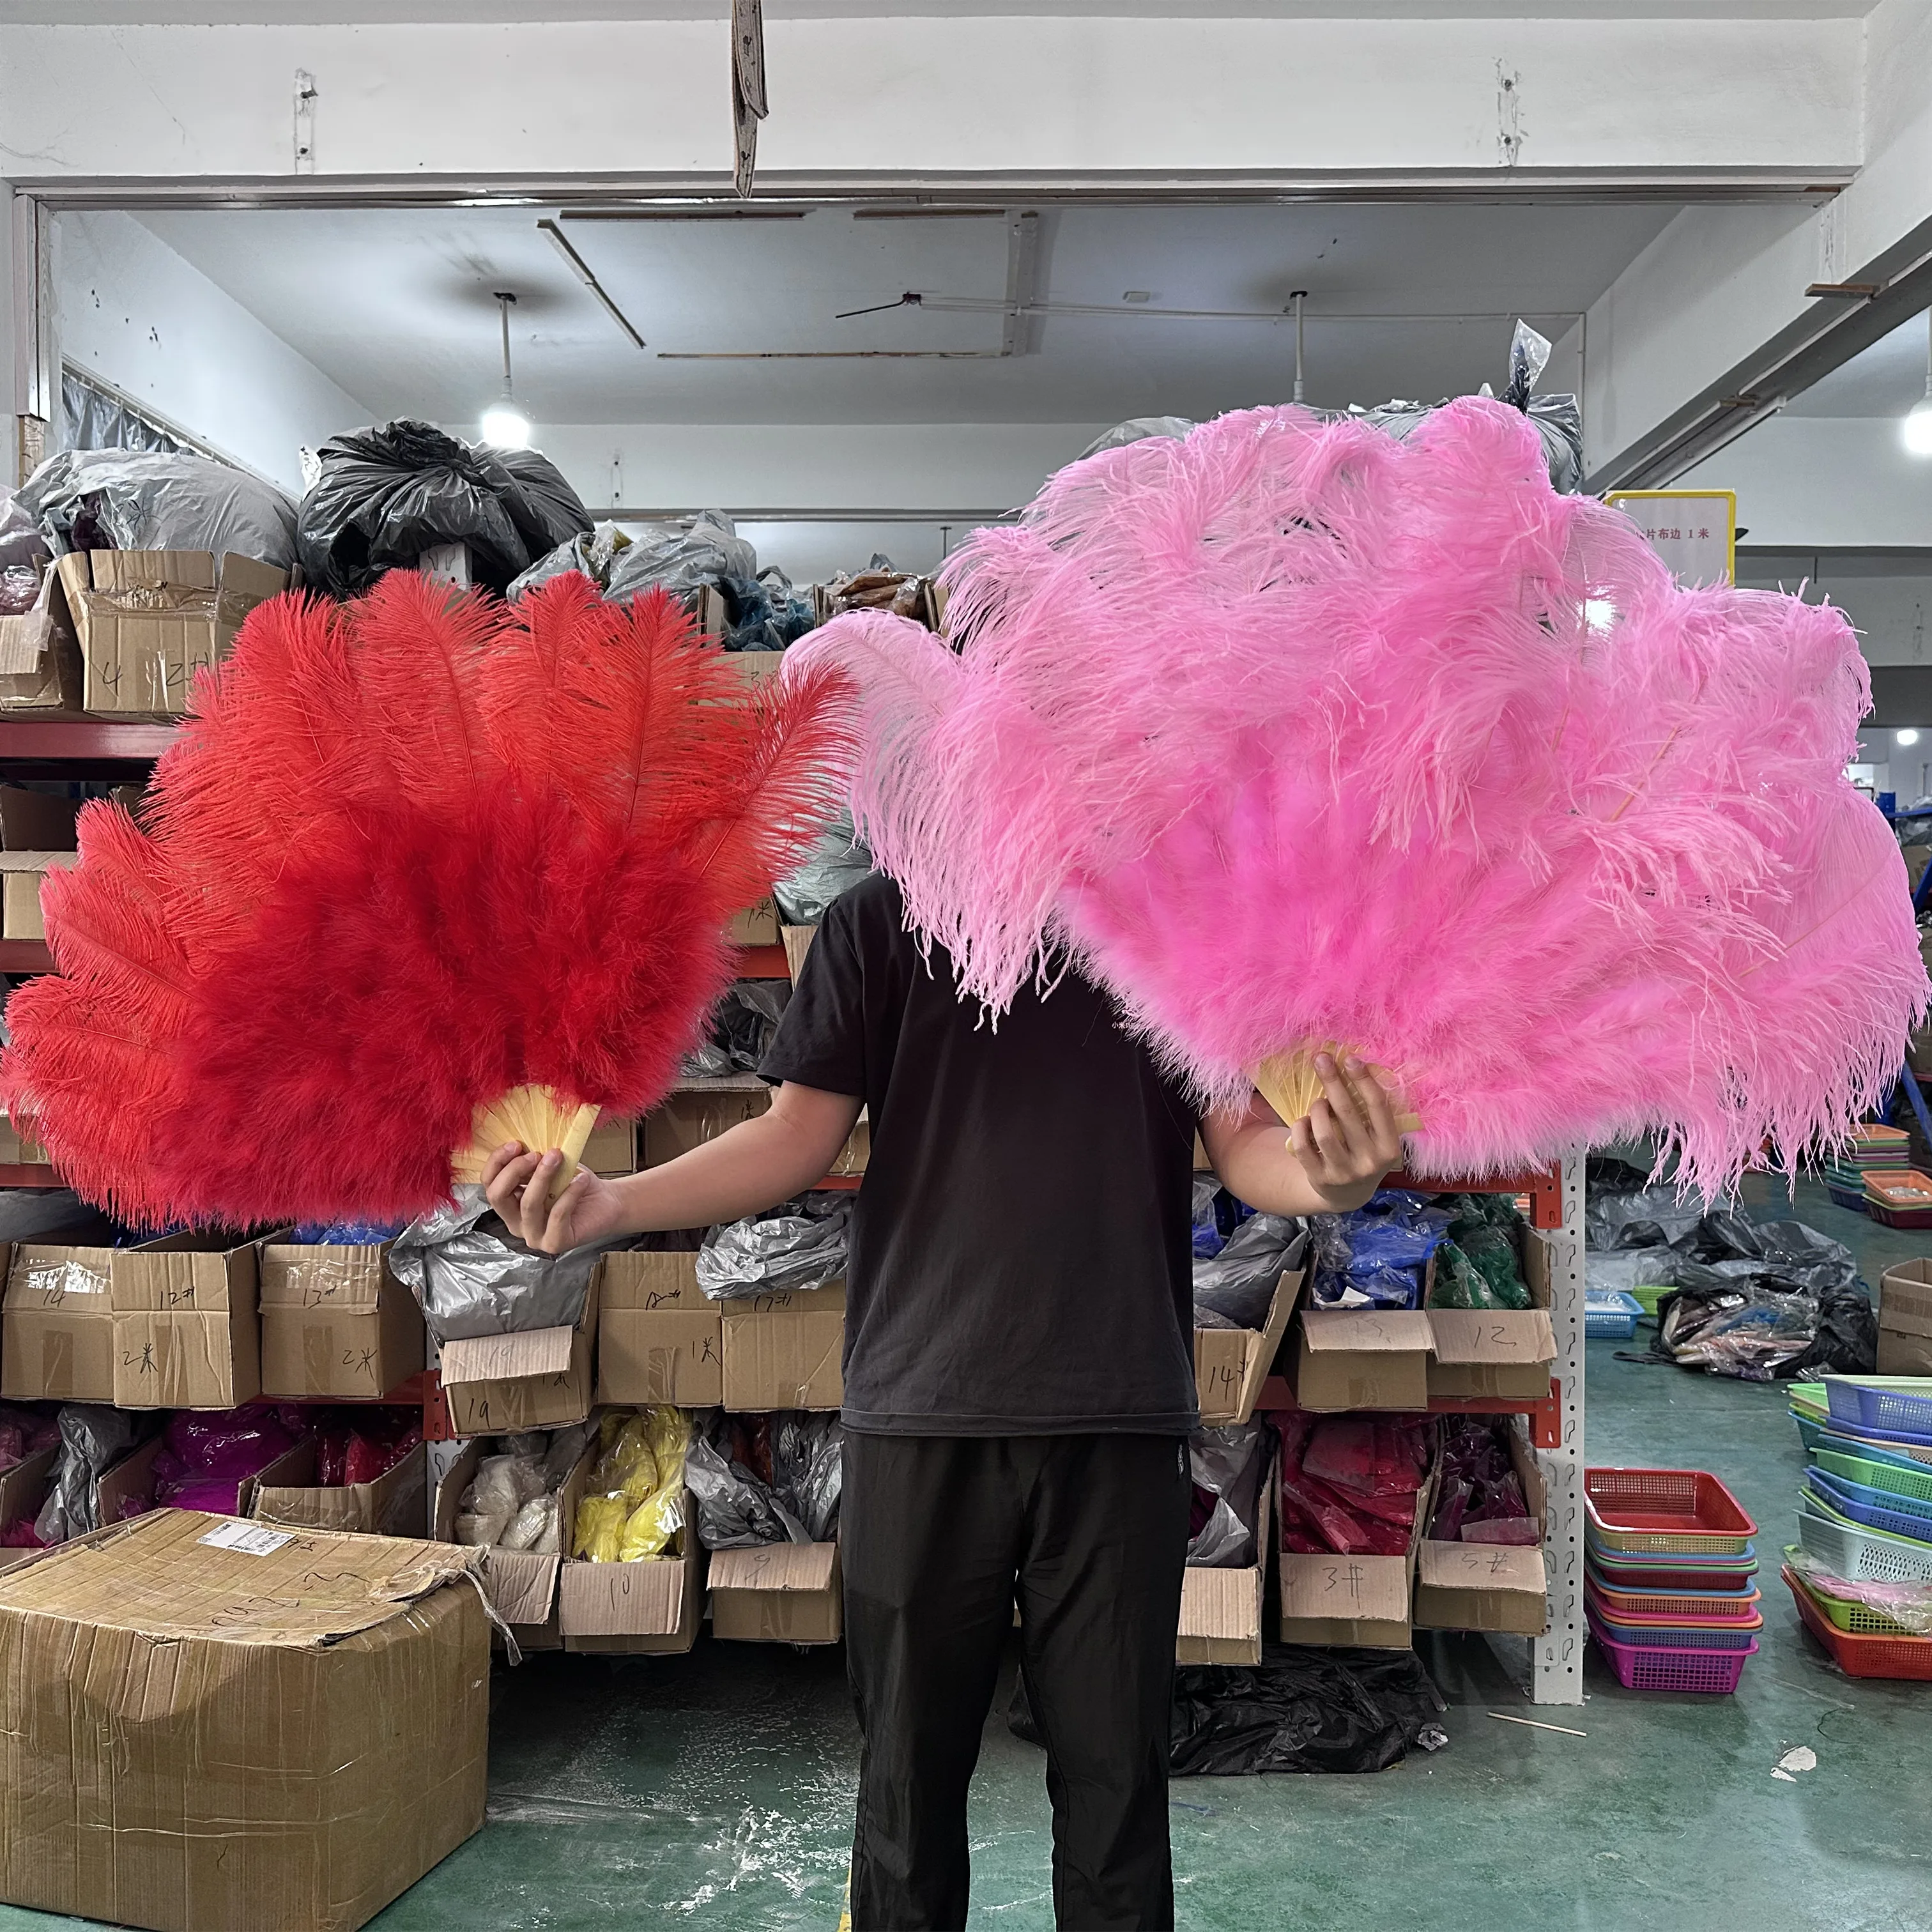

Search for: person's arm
xmin=1201 ymin=1052 xmax=1404 ymax=1216
xmin=482 ymin=1080 xmax=862 ymax=1255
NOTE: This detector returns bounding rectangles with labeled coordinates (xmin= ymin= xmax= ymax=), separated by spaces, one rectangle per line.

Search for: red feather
xmin=0 ymin=572 xmax=855 ymax=1227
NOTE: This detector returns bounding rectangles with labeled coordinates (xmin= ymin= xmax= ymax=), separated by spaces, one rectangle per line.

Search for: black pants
xmin=841 ymin=1432 xmax=1191 ymax=1932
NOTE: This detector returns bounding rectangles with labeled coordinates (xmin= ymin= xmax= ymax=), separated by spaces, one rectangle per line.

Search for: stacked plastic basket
xmin=1786 ymin=1376 xmax=1932 ymax=1679
xmin=1821 ymin=1124 xmax=1911 ymax=1216
xmin=1584 ymin=1467 xmax=1761 ymax=1692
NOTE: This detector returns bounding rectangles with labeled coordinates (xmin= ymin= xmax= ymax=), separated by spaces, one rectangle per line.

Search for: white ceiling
xmin=1 ymin=3 xmax=1887 ymax=19
xmin=124 ymin=199 xmax=1680 ymax=427
xmin=1784 ymin=309 xmax=1932 ymax=418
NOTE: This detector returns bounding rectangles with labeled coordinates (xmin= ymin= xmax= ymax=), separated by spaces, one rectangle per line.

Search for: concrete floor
xmin=2 ymin=1175 xmax=1929 ymax=1932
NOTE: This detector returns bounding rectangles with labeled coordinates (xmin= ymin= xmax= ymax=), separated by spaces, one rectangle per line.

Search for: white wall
xmin=2 ymin=183 xmax=18 ymax=490
xmin=55 ymin=210 xmax=371 ymax=493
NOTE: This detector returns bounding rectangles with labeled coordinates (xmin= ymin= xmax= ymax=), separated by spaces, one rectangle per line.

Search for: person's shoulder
xmin=826 ymin=869 xmax=904 ymax=932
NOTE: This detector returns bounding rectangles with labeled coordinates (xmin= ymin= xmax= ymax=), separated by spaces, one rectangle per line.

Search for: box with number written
xmin=431 ymin=1436 xmax=564 ymax=1652
xmin=1423 ymin=1227 xmax=1557 ymax=1402
xmin=0 ymin=1510 xmax=488 ymax=1932
xmin=259 ymin=1241 xmax=425 ymax=1400
xmin=1194 ymin=1269 xmax=1302 ymax=1426
xmin=709 ymin=1539 xmax=842 ymax=1644
xmin=1276 ymin=1463 xmax=1437 ymax=1650
xmin=109 ymin=1231 xmax=263 ymax=1410
xmin=555 ymin=1434 xmax=703 ymax=1655
xmin=437 ymin=1271 xmax=600 ymax=1438
xmin=721 ymin=1284 xmax=845 ymax=1411
xmin=1411 ymin=1421 xmax=1549 ymax=1636
xmin=597 ymin=1250 xmax=724 ymax=1406
xmin=0 ymin=1241 xmax=116 ymax=1402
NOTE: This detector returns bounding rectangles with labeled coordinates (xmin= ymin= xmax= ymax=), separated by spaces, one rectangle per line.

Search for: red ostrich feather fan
xmin=0 ymin=571 xmax=855 ymax=1229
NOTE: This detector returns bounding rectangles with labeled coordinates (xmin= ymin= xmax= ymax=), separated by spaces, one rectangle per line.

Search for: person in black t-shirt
xmin=484 ymin=872 xmax=1404 ymax=1932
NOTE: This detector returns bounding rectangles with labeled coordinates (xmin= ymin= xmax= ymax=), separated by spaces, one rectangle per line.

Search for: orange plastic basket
xmin=1584 ymin=1467 xmax=1756 ymax=1556
xmin=1784 ymin=1565 xmax=1932 ymax=1680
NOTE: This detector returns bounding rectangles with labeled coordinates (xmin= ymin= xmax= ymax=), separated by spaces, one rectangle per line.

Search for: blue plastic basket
xmin=1585 ymin=1289 xmax=1644 ymax=1340
xmin=1824 ymin=1378 xmax=1932 ymax=1436
xmin=1816 ymin=1429 xmax=1932 ymax=1475
xmin=1804 ymin=1469 xmax=1932 ymax=1545
xmin=1793 ymin=1414 xmax=1829 ymax=1455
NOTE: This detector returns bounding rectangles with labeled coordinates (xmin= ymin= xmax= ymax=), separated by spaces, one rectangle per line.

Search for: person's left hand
xmin=1287 ymin=1052 xmax=1406 ymax=1208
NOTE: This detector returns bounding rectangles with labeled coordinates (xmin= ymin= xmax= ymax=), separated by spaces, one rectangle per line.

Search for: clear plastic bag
xmin=695 ymin=1196 xmax=850 ymax=1300
xmin=17 ymin=448 xmax=298 ymax=565
xmin=571 ymin=1406 xmax=690 ymax=1562
xmin=1188 ymin=1420 xmax=1273 ymax=1568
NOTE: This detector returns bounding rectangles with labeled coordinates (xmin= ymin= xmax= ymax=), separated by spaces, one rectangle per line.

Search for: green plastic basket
xmin=1794 ymin=1414 xmax=1829 ymax=1456
xmin=1781 ymin=1547 xmax=1924 ymax=1636
xmin=1631 ymin=1284 xmax=1672 ymax=1319
xmin=1814 ymin=1447 xmax=1932 ymax=1506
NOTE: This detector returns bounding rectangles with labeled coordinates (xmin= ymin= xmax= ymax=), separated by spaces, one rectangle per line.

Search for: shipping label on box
xmin=0 ymin=850 xmax=77 ymax=940
xmin=1 ymin=1244 xmax=115 ymax=1402
xmin=438 ymin=1275 xmax=599 ymax=1438
xmin=709 ymin=1540 xmax=842 ymax=1644
xmin=721 ymin=1283 xmax=845 ymax=1411
xmin=259 ymin=1242 xmax=424 ymax=1399
xmin=597 ymin=1252 xmax=723 ymax=1406
xmin=1878 ymin=1260 xmax=1932 ymax=1376
xmin=1195 ymin=1269 xmax=1302 ymax=1426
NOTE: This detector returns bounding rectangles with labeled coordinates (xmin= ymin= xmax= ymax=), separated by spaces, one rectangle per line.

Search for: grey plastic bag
xmin=35 ymin=1404 xmax=145 ymax=1545
xmin=774 ymin=806 xmax=876 ymax=924
xmin=1193 ymin=1216 xmax=1306 ymax=1330
xmin=1188 ymin=1420 xmax=1273 ymax=1568
xmin=19 ymin=448 xmax=298 ymax=565
xmin=695 ymin=1197 xmax=850 ymax=1301
xmin=605 ymin=510 xmax=758 ymax=604
xmin=507 ymin=521 xmax=632 ymax=597
xmin=772 ymin=1411 xmax=843 ymax=1542
xmin=390 ymin=1184 xmax=606 ymax=1343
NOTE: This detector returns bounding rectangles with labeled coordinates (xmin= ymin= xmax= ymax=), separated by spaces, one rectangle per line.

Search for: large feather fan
xmin=790 ymin=397 xmax=1927 ymax=1193
xmin=2 ymin=572 xmax=854 ymax=1227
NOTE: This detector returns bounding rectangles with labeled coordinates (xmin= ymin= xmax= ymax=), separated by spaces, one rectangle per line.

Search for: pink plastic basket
xmin=1586 ymin=1608 xmax=1756 ymax=1693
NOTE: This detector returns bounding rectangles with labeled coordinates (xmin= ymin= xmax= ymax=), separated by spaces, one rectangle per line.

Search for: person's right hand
xmin=480 ymin=1142 xmax=625 ymax=1255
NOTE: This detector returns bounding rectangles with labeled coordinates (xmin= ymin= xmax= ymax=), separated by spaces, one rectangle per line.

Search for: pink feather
xmin=790 ymin=396 xmax=1928 ymax=1193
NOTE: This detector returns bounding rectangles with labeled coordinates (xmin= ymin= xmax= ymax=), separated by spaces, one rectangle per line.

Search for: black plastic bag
xmin=296 ymin=420 xmax=590 ymax=596
xmin=1008 ymin=1644 xmax=1446 ymax=1775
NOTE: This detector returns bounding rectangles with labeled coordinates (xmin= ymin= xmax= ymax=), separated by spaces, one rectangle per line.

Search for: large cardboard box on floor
xmin=0 ymin=561 xmax=84 ymax=714
xmin=0 ymin=849 xmax=76 ymax=940
xmin=555 ymin=1434 xmax=703 ymax=1655
xmin=1177 ymin=1460 xmax=1275 ymax=1666
xmin=1195 ymin=1269 xmax=1302 ymax=1426
xmin=55 ymin=549 xmax=288 ymax=718
xmin=433 ymin=1437 xmax=564 ymax=1653
xmin=259 ymin=1239 xmax=425 ymax=1400
xmin=1276 ymin=1468 xmax=1437 ymax=1651
xmin=709 ymin=1539 xmax=842 ymax=1643
xmin=1 ymin=1241 xmax=116 ymax=1402
xmin=250 ymin=1439 xmax=431 ymax=1540
xmin=109 ymin=1230 xmax=263 ymax=1409
xmin=0 ymin=1511 xmax=489 ymax=1932
xmin=1877 ymin=1259 xmax=1932 ymax=1376
xmin=437 ymin=1270 xmax=600 ymax=1438
xmin=1412 ymin=1422 xmax=1549 ymax=1636
xmin=721 ymin=1283 xmax=845 ymax=1411
xmin=597 ymin=1250 xmax=724 ymax=1406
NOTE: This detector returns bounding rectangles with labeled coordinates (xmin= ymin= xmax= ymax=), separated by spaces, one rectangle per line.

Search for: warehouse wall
xmin=1 ymin=182 xmax=18 ymax=490
xmin=54 ymin=210 xmax=371 ymax=494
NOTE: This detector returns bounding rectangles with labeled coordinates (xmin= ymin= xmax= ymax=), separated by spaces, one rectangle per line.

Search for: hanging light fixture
xmin=1902 ymin=307 xmax=1932 ymax=457
xmin=480 ymin=291 xmax=532 ymax=450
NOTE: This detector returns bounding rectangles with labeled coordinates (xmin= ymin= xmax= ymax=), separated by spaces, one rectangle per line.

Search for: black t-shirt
xmin=758 ymin=872 xmax=1200 ymax=1436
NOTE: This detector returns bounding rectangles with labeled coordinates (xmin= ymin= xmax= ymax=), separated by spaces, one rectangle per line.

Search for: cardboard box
xmin=643 ymin=1088 xmax=772 ymax=1165
xmin=0 ymin=561 xmax=84 ymax=713
xmin=728 ymin=896 xmax=781 ymax=946
xmin=0 ymin=1446 xmax=56 ymax=1574
xmin=432 ymin=1437 xmax=564 ymax=1652
xmin=0 ymin=1114 xmax=48 ymax=1166
xmin=1425 ymin=1232 xmax=1557 ymax=1402
xmin=555 ymin=1437 xmax=703 ymax=1655
xmin=1 ymin=1242 xmax=115 ymax=1402
xmin=1294 ymin=1293 xmax=1435 ymax=1413
xmin=781 ymin=923 xmax=816 ymax=981
xmin=1413 ymin=1423 xmax=1549 ymax=1635
xmin=110 ymin=1232 xmax=263 ymax=1410
xmin=583 ymin=1112 xmax=638 ymax=1177
xmin=1195 ymin=1269 xmax=1302 ymax=1427
xmin=721 ymin=1284 xmax=845 ymax=1411
xmin=0 ymin=1510 xmax=489 ymax=1932
xmin=0 ymin=785 xmax=79 ymax=851
xmin=721 ymin=649 xmax=786 ymax=687
xmin=259 ymin=1241 xmax=425 ymax=1400
xmin=597 ymin=1250 xmax=724 ymax=1406
xmin=1177 ymin=1461 xmax=1274 ymax=1666
xmin=250 ymin=1440 xmax=431 ymax=1540
xmin=1878 ymin=1259 xmax=1932 ymax=1376
xmin=1277 ymin=1481 xmax=1434 ymax=1650
xmin=437 ymin=1271 xmax=599 ymax=1438
xmin=709 ymin=1539 xmax=842 ymax=1643
xmin=0 ymin=849 xmax=76 ymax=939
xmin=56 ymin=549 xmax=289 ymax=718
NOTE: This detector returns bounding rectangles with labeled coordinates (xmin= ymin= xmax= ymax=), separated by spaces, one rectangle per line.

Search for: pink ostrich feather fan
xmin=787 ymin=396 xmax=1929 ymax=1194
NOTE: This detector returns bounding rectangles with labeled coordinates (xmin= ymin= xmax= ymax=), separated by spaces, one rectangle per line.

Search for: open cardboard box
xmin=438 ymin=1269 xmax=600 ymax=1438
xmin=0 ymin=1445 xmax=57 ymax=1575
xmin=109 ymin=1230 xmax=264 ymax=1410
xmin=555 ymin=1430 xmax=703 ymax=1655
xmin=1177 ymin=1451 xmax=1275 ymax=1666
xmin=1412 ymin=1420 xmax=1549 ymax=1635
xmin=1195 ymin=1269 xmax=1301 ymax=1427
xmin=583 ymin=1112 xmax=638 ymax=1177
xmin=0 ymin=560 xmax=84 ymax=714
xmin=250 ymin=1439 xmax=430 ymax=1540
xmin=709 ymin=1538 xmax=842 ymax=1643
xmin=1277 ymin=1460 xmax=1437 ymax=1650
xmin=259 ymin=1239 xmax=425 ymax=1400
xmin=1878 ymin=1259 xmax=1932 ymax=1375
xmin=433 ymin=1436 xmax=564 ymax=1652
xmin=1425 ymin=1230 xmax=1558 ymax=1402
xmin=597 ymin=1252 xmax=724 ymax=1406
xmin=721 ymin=1284 xmax=845 ymax=1411
xmin=1 ymin=1241 xmax=116 ymax=1403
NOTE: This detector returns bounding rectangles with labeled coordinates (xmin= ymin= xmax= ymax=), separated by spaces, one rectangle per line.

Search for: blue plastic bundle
xmin=1310 ymin=1190 xmax=1454 ymax=1309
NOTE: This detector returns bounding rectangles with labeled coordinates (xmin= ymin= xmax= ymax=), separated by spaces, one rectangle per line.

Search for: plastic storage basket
xmin=1584 ymin=1568 xmax=1763 ymax=1621
xmin=1779 ymin=1549 xmax=1921 ymax=1636
xmin=1804 ymin=1469 xmax=1932 ymax=1544
xmin=1584 ymin=1588 xmax=1763 ymax=1650
xmin=1814 ymin=1446 xmax=1932 ymax=1505
xmin=1797 ymin=1505 xmax=1932 ymax=1582
xmin=1824 ymin=1378 xmax=1932 ymax=1436
xmin=1586 ymin=1608 xmax=1756 ymax=1693
xmin=1584 ymin=1289 xmax=1644 ymax=1340
xmin=1816 ymin=1429 xmax=1932 ymax=1473
xmin=1584 ymin=1538 xmax=1758 ymax=1595
xmin=1584 ymin=1468 xmax=1756 ymax=1556
xmin=1784 ymin=1567 xmax=1932 ymax=1680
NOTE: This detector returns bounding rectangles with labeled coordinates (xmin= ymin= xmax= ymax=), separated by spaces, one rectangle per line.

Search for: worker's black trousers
xmin=841 ymin=1432 xmax=1191 ymax=1932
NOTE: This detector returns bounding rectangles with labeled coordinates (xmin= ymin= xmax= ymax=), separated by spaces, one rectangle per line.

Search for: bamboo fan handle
xmin=452 ymin=1085 xmax=603 ymax=1207
xmin=1251 ymin=1048 xmax=1423 ymax=1137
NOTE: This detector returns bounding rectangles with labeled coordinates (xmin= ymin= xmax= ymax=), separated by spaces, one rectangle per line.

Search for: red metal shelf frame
xmin=0 ymin=717 xmax=178 ymax=770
